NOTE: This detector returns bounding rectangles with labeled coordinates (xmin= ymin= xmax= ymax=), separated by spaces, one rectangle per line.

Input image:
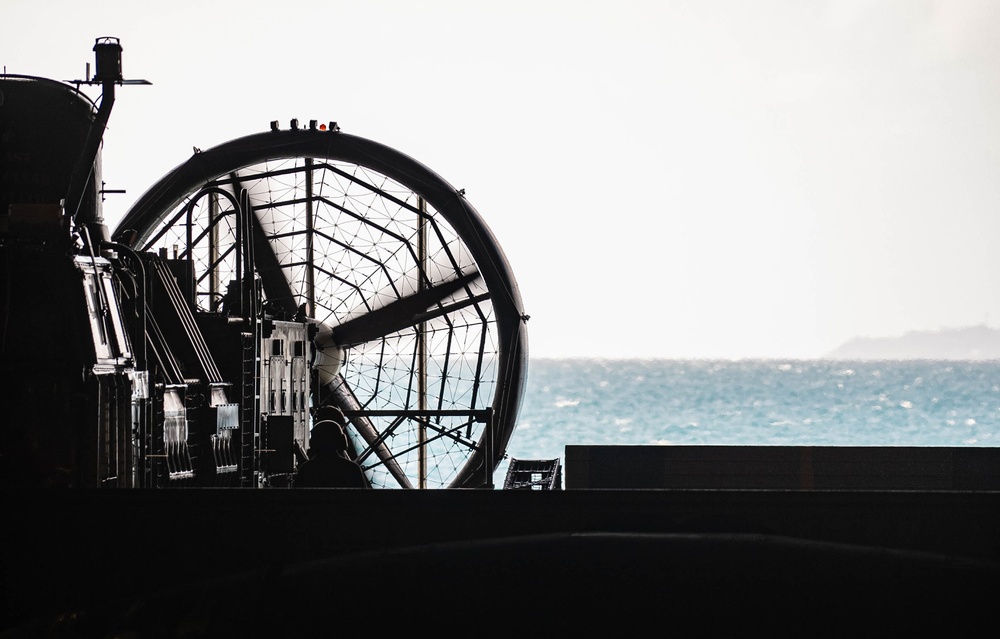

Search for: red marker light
xmin=319 ymin=123 xmax=328 ymax=131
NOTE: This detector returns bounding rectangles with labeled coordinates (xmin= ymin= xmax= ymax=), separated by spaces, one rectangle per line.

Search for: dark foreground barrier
xmin=565 ymin=445 xmax=1000 ymax=490
xmin=4 ymin=446 xmax=1000 ymax=635
xmin=3 ymin=482 xmax=1000 ymax=636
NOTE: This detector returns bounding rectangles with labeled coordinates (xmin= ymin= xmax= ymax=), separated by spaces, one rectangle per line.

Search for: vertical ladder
xmin=239 ymin=330 xmax=257 ymax=487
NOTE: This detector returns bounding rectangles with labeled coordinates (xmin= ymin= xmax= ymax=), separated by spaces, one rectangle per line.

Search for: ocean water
xmin=496 ymin=358 xmax=1000 ymax=483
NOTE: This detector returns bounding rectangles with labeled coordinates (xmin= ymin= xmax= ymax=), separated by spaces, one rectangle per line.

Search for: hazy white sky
xmin=4 ymin=0 xmax=1000 ymax=359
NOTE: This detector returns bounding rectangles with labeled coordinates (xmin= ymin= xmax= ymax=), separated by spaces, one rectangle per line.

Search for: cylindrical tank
xmin=0 ymin=75 xmax=101 ymax=227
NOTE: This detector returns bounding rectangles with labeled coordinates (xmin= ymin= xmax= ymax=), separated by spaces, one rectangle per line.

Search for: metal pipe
xmin=68 ymin=39 xmax=122 ymax=247
xmin=305 ymin=158 xmax=315 ymax=318
xmin=418 ymin=196 xmax=428 ymax=488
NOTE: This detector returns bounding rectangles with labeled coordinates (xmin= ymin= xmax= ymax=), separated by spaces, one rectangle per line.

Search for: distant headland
xmin=827 ymin=325 xmax=1000 ymax=360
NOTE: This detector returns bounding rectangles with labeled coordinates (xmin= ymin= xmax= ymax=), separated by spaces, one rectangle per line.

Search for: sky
xmin=4 ymin=0 xmax=1000 ymax=359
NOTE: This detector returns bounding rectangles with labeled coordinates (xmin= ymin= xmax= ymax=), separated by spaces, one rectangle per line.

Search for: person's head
xmin=309 ymin=420 xmax=348 ymax=455
xmin=315 ymin=405 xmax=347 ymax=428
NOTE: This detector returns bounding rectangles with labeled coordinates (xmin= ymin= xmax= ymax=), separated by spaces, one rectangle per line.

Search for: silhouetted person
xmin=220 ymin=280 xmax=238 ymax=316
xmin=296 ymin=411 xmax=370 ymax=488
xmin=313 ymin=405 xmax=352 ymax=459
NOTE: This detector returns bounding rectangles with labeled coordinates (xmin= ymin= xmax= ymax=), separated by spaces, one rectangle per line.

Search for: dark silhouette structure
xmin=1 ymin=39 xmax=528 ymax=491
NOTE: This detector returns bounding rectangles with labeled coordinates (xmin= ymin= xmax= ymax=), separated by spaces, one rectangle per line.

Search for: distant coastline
xmin=826 ymin=325 xmax=1000 ymax=360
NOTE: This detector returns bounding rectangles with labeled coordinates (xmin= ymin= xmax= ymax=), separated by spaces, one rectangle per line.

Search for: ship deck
xmin=5 ymin=484 xmax=999 ymax=635
xmin=5 ymin=444 xmax=1000 ymax=635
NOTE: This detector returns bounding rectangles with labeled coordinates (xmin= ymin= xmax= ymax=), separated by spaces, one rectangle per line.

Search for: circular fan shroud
xmin=114 ymin=129 xmax=528 ymax=488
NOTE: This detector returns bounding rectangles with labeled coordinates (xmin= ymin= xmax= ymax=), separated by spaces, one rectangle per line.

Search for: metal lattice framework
xmin=114 ymin=127 xmax=528 ymax=488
